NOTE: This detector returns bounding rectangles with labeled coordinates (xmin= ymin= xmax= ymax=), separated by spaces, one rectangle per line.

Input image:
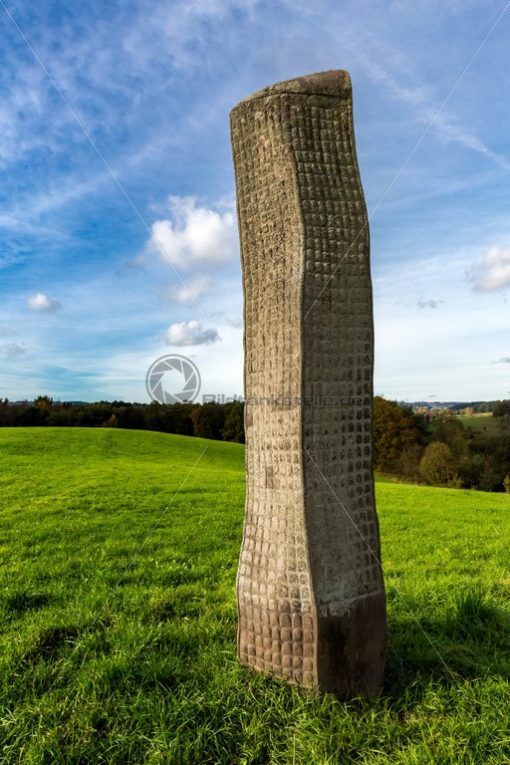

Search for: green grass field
xmin=1 ymin=428 xmax=510 ymax=764
xmin=456 ymin=413 xmax=501 ymax=433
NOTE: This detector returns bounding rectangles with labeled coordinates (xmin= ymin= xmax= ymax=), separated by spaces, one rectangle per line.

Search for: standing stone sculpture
xmin=230 ymin=70 xmax=387 ymax=697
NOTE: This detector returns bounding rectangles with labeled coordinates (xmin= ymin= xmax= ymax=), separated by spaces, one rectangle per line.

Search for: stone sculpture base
xmin=231 ymin=70 xmax=387 ymax=697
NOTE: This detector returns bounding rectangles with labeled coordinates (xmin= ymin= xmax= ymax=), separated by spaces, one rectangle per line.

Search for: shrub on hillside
xmin=419 ymin=442 xmax=456 ymax=486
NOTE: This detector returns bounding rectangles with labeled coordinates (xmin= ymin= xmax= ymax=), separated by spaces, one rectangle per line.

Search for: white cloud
xmin=473 ymin=247 xmax=510 ymax=292
xmin=165 ymin=320 xmax=220 ymax=346
xmin=159 ymin=275 xmax=216 ymax=305
xmin=148 ymin=196 xmax=237 ymax=271
xmin=27 ymin=292 xmax=62 ymax=313
xmin=2 ymin=343 xmax=26 ymax=359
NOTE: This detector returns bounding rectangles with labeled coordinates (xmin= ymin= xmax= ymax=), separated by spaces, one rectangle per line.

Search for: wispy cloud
xmin=417 ymin=298 xmax=443 ymax=309
xmin=345 ymin=28 xmax=510 ymax=171
xmin=224 ymin=315 xmax=243 ymax=329
xmin=158 ymin=275 xmax=216 ymax=305
xmin=431 ymin=112 xmax=510 ymax=171
xmin=123 ymin=0 xmax=262 ymax=72
xmin=1 ymin=343 xmax=26 ymax=359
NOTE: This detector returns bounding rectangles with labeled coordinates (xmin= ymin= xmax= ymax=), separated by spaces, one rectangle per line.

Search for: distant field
xmin=456 ymin=413 xmax=501 ymax=432
xmin=1 ymin=428 xmax=510 ymax=764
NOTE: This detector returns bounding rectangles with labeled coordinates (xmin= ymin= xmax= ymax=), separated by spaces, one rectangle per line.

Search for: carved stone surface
xmin=230 ymin=70 xmax=387 ymax=696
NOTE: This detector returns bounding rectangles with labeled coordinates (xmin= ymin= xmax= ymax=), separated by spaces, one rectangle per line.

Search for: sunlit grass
xmin=1 ymin=427 xmax=510 ymax=763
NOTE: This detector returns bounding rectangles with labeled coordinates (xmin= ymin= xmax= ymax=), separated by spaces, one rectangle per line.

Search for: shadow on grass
xmin=0 ymin=591 xmax=54 ymax=626
xmin=21 ymin=625 xmax=82 ymax=665
xmin=384 ymin=588 xmax=510 ymax=696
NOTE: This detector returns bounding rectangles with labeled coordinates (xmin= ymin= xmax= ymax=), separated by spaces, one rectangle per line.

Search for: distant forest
xmin=2 ymin=396 xmax=510 ymax=492
xmin=0 ymin=397 xmax=245 ymax=444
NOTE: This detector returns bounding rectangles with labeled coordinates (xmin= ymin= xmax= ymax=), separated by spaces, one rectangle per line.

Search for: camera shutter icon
xmin=146 ymin=354 xmax=201 ymax=404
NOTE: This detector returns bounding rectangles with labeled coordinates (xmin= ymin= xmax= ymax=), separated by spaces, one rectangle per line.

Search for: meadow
xmin=456 ymin=413 xmax=501 ymax=433
xmin=1 ymin=427 xmax=510 ymax=764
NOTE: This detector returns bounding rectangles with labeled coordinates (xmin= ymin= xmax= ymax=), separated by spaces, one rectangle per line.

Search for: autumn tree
xmin=373 ymin=397 xmax=428 ymax=473
xmin=34 ymin=395 xmax=53 ymax=410
xmin=419 ymin=442 xmax=456 ymax=485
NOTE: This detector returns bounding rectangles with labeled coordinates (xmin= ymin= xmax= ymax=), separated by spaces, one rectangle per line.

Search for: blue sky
xmin=1 ymin=0 xmax=510 ymax=403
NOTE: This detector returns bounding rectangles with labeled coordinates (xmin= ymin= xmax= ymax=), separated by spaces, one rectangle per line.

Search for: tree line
xmin=374 ymin=397 xmax=510 ymax=492
xmin=2 ymin=395 xmax=510 ymax=492
xmin=0 ymin=397 xmax=245 ymax=443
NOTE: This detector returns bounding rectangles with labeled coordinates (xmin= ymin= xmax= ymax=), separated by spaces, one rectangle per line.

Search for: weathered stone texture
xmin=231 ymin=70 xmax=386 ymax=696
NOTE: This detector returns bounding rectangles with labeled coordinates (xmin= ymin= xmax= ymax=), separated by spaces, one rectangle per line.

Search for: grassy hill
xmin=1 ymin=428 xmax=510 ymax=764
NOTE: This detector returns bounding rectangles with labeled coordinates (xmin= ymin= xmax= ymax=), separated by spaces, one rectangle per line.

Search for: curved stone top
xmin=234 ymin=70 xmax=351 ymax=108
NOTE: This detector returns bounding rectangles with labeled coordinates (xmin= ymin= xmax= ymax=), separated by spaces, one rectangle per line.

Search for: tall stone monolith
xmin=230 ymin=70 xmax=387 ymax=697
